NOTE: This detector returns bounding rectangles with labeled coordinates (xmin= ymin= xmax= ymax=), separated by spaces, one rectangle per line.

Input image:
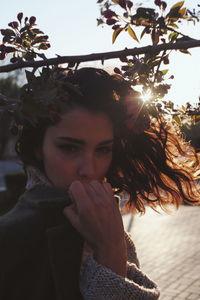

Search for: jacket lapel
xmin=22 ymin=185 xmax=84 ymax=300
xmin=46 ymin=223 xmax=84 ymax=300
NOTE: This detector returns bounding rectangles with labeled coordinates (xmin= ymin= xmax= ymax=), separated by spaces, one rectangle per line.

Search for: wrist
xmin=94 ymin=241 xmax=127 ymax=277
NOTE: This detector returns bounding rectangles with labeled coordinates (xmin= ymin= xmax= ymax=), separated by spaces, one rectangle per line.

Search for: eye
xmin=58 ymin=144 xmax=80 ymax=154
xmin=96 ymin=146 xmax=113 ymax=155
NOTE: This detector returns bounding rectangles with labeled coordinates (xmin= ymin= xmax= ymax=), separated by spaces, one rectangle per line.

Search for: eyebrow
xmin=56 ymin=137 xmax=114 ymax=146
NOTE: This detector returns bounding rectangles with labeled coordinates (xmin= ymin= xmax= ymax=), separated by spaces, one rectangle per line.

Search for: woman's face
xmin=39 ymin=107 xmax=114 ymax=188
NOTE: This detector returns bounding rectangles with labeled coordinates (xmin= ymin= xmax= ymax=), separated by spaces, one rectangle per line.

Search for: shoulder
xmin=0 ymin=191 xmax=44 ymax=257
xmin=0 ymin=184 xmax=73 ymax=244
xmin=0 ymin=184 xmax=71 ymax=232
xmin=0 ymin=185 xmax=71 ymax=271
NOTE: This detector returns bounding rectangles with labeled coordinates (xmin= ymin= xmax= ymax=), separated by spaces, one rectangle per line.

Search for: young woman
xmin=0 ymin=67 xmax=199 ymax=300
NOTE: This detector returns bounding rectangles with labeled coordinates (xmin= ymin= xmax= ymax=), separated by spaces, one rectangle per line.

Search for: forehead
xmin=46 ymin=108 xmax=114 ymax=143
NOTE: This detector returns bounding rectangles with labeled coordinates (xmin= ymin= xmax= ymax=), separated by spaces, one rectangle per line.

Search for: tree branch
xmin=1 ymin=39 xmax=200 ymax=73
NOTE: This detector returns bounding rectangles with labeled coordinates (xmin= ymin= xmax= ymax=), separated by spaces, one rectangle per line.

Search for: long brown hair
xmin=16 ymin=67 xmax=200 ymax=213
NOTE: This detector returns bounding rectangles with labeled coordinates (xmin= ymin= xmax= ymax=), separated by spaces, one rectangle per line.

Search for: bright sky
xmin=1 ymin=0 xmax=200 ymax=106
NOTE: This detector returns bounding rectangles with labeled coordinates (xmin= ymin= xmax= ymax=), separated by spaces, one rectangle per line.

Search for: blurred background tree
xmin=0 ymin=69 xmax=21 ymax=158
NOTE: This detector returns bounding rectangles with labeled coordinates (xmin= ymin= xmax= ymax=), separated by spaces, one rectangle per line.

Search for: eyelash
xmin=58 ymin=144 xmax=112 ymax=155
xmin=58 ymin=144 xmax=80 ymax=154
xmin=96 ymin=146 xmax=113 ymax=155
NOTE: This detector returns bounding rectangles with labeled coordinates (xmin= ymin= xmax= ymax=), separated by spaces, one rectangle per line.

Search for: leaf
xmin=38 ymin=43 xmax=49 ymax=50
xmin=181 ymin=105 xmax=186 ymax=112
xmin=112 ymin=27 xmax=124 ymax=44
xmin=32 ymin=35 xmax=49 ymax=45
xmin=140 ymin=27 xmax=150 ymax=39
xmin=140 ymin=28 xmax=146 ymax=39
xmin=20 ymin=25 xmax=30 ymax=33
xmin=1 ymin=29 xmax=15 ymax=36
xmin=171 ymin=1 xmax=184 ymax=10
xmin=32 ymin=28 xmax=44 ymax=34
xmin=97 ymin=18 xmax=104 ymax=26
xmin=127 ymin=25 xmax=139 ymax=42
xmin=23 ymin=40 xmax=31 ymax=48
xmin=173 ymin=115 xmax=181 ymax=125
xmin=23 ymin=52 xmax=37 ymax=61
xmin=179 ymin=7 xmax=187 ymax=17
xmin=168 ymin=22 xmax=179 ymax=29
xmin=111 ymin=0 xmax=119 ymax=3
xmin=168 ymin=31 xmax=178 ymax=42
xmin=161 ymin=69 xmax=168 ymax=75
xmin=194 ymin=115 xmax=200 ymax=123
xmin=151 ymin=29 xmax=159 ymax=45
xmin=179 ymin=49 xmax=191 ymax=55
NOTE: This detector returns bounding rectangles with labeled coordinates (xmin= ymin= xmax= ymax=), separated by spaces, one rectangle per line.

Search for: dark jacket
xmin=0 ymin=185 xmax=84 ymax=300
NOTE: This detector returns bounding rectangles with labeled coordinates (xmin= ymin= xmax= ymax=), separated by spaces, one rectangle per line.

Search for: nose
xmin=78 ymin=154 xmax=96 ymax=180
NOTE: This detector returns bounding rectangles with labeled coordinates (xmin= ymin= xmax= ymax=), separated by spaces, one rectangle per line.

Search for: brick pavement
xmin=123 ymin=205 xmax=200 ymax=300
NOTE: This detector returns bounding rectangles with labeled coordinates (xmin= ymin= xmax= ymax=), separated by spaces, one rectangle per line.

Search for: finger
xmin=83 ymin=183 xmax=97 ymax=199
xmin=102 ymin=182 xmax=113 ymax=196
xmin=88 ymin=180 xmax=107 ymax=197
xmin=69 ymin=180 xmax=90 ymax=211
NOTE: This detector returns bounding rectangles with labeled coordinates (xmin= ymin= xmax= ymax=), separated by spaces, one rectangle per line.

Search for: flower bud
xmin=8 ymin=21 xmax=19 ymax=29
xmin=12 ymin=21 xmax=19 ymax=28
xmin=5 ymin=46 xmax=16 ymax=53
xmin=103 ymin=9 xmax=116 ymax=18
xmin=0 ymin=44 xmax=6 ymax=51
xmin=112 ymin=25 xmax=120 ymax=30
xmin=0 ymin=52 xmax=6 ymax=60
xmin=16 ymin=37 xmax=23 ymax=44
xmin=163 ymin=56 xmax=169 ymax=64
xmin=127 ymin=1 xmax=133 ymax=9
xmin=17 ymin=12 xmax=23 ymax=22
xmin=10 ymin=57 xmax=18 ymax=63
xmin=154 ymin=0 xmax=161 ymax=6
xmin=3 ymin=36 xmax=10 ymax=43
xmin=114 ymin=67 xmax=121 ymax=74
xmin=0 ymin=29 xmax=6 ymax=36
xmin=119 ymin=56 xmax=128 ymax=63
xmin=106 ymin=18 xmax=117 ymax=25
xmin=161 ymin=1 xmax=167 ymax=10
xmin=29 ymin=16 xmax=36 ymax=25
xmin=121 ymin=65 xmax=130 ymax=71
xmin=119 ymin=0 xmax=127 ymax=10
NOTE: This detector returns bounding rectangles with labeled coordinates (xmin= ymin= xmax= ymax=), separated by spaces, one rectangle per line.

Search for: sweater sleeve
xmin=79 ymin=233 xmax=160 ymax=300
xmin=80 ymin=256 xmax=159 ymax=300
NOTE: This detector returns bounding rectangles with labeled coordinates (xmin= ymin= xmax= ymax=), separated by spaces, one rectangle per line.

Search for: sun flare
xmin=141 ymin=90 xmax=152 ymax=102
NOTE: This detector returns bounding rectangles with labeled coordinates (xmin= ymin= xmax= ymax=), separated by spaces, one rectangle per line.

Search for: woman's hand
xmin=63 ymin=180 xmax=127 ymax=277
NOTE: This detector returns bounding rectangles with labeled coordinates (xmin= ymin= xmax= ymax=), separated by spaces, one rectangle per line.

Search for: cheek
xmin=43 ymin=156 xmax=77 ymax=187
xmin=97 ymin=155 xmax=113 ymax=177
xmin=41 ymin=147 xmax=75 ymax=184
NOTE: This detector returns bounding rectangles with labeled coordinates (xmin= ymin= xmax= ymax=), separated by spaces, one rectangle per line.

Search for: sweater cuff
xmin=80 ymin=255 xmax=160 ymax=300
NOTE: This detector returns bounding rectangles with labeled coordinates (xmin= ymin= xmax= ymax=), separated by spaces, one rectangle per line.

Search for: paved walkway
xmin=123 ymin=205 xmax=200 ymax=300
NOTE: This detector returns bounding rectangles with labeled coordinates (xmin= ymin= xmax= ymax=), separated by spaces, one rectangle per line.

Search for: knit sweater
xmin=25 ymin=166 xmax=160 ymax=300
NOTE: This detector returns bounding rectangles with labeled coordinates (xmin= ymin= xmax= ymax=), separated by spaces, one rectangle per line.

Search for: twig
xmin=1 ymin=39 xmax=200 ymax=73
